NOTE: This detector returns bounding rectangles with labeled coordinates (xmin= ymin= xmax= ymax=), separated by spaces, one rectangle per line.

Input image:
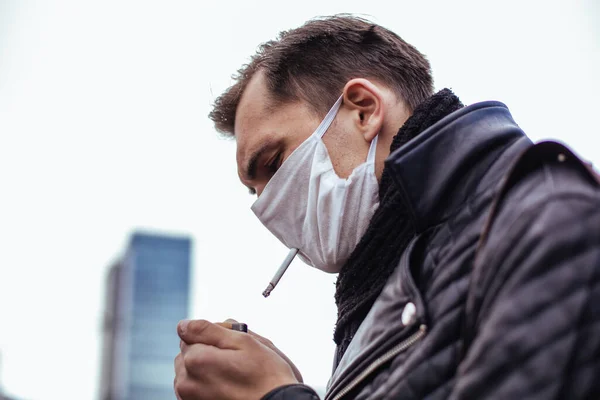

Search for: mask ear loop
xmin=366 ymin=135 xmax=379 ymax=172
xmin=317 ymin=95 xmax=378 ymax=172
xmin=315 ymin=96 xmax=343 ymax=139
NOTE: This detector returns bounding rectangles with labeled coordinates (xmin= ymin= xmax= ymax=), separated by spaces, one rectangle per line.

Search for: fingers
xmin=174 ymin=353 xmax=195 ymax=400
xmin=174 ymin=372 xmax=204 ymax=400
xmin=178 ymin=319 xmax=246 ymax=349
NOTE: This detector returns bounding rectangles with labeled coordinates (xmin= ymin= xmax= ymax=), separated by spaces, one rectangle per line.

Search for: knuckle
xmin=182 ymin=346 xmax=215 ymax=374
xmin=174 ymin=379 xmax=195 ymax=399
xmin=174 ymin=352 xmax=184 ymax=370
xmin=183 ymin=350 xmax=201 ymax=371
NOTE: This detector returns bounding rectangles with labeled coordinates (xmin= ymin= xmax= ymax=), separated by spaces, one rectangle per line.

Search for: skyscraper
xmin=0 ymin=350 xmax=20 ymax=400
xmin=100 ymin=232 xmax=192 ymax=400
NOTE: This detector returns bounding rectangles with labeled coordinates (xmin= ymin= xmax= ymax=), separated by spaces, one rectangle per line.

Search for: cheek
xmin=321 ymin=132 xmax=370 ymax=179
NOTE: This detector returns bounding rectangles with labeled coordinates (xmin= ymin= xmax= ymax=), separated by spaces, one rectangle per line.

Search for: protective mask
xmin=251 ymin=96 xmax=380 ymax=273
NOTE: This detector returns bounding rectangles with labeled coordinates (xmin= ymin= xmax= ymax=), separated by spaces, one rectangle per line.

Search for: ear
xmin=342 ymin=78 xmax=385 ymax=142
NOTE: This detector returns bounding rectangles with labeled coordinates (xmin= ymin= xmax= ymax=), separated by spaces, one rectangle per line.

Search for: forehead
xmin=234 ymin=72 xmax=273 ymax=153
xmin=234 ymin=72 xmax=313 ymax=167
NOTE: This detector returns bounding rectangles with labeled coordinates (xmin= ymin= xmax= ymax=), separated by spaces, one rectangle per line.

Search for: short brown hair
xmin=209 ymin=15 xmax=433 ymax=136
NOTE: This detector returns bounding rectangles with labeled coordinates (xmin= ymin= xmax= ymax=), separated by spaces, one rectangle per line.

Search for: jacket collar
xmin=386 ymin=101 xmax=532 ymax=233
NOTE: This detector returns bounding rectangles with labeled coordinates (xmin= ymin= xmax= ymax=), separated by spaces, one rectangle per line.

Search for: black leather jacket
xmin=264 ymin=101 xmax=600 ymax=400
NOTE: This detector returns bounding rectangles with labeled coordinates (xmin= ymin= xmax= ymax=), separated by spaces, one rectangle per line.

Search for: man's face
xmin=234 ymin=72 xmax=381 ymax=196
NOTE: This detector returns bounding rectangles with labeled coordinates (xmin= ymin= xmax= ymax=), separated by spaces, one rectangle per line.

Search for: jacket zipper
xmin=329 ymin=324 xmax=428 ymax=400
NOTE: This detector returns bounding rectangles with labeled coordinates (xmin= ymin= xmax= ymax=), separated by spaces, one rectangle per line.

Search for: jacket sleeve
xmin=450 ymin=160 xmax=600 ymax=399
xmin=261 ymin=384 xmax=320 ymax=400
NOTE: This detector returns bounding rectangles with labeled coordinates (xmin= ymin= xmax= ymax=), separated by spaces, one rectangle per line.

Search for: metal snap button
xmin=401 ymin=302 xmax=417 ymax=326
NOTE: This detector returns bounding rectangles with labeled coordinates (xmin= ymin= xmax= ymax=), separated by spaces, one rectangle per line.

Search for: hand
xmin=174 ymin=319 xmax=299 ymax=400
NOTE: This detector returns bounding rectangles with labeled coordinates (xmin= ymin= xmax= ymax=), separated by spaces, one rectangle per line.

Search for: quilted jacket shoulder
xmin=454 ymin=141 xmax=600 ymax=399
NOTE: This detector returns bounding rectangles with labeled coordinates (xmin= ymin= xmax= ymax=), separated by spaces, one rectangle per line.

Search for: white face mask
xmin=251 ymin=96 xmax=380 ymax=273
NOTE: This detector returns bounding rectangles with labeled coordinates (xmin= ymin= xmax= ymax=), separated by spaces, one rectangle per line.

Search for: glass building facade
xmin=100 ymin=232 xmax=191 ymax=400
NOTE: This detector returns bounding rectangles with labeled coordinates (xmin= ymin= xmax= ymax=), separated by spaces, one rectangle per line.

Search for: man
xmin=174 ymin=15 xmax=600 ymax=400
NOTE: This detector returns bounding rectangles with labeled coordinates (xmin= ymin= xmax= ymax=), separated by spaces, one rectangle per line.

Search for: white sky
xmin=0 ymin=1 xmax=598 ymax=399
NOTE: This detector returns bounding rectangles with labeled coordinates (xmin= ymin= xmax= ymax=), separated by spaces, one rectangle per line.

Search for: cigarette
xmin=262 ymin=248 xmax=299 ymax=298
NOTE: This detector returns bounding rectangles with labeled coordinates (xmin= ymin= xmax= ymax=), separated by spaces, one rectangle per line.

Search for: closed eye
xmin=243 ymin=154 xmax=279 ymax=196
xmin=267 ymin=152 xmax=282 ymax=174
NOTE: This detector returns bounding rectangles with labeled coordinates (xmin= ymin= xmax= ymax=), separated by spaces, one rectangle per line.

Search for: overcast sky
xmin=0 ymin=1 xmax=598 ymax=399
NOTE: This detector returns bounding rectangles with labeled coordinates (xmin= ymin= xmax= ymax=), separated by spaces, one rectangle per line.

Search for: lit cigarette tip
xmin=262 ymin=283 xmax=275 ymax=298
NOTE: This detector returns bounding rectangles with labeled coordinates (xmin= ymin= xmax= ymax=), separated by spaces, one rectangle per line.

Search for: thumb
xmin=178 ymin=319 xmax=240 ymax=349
